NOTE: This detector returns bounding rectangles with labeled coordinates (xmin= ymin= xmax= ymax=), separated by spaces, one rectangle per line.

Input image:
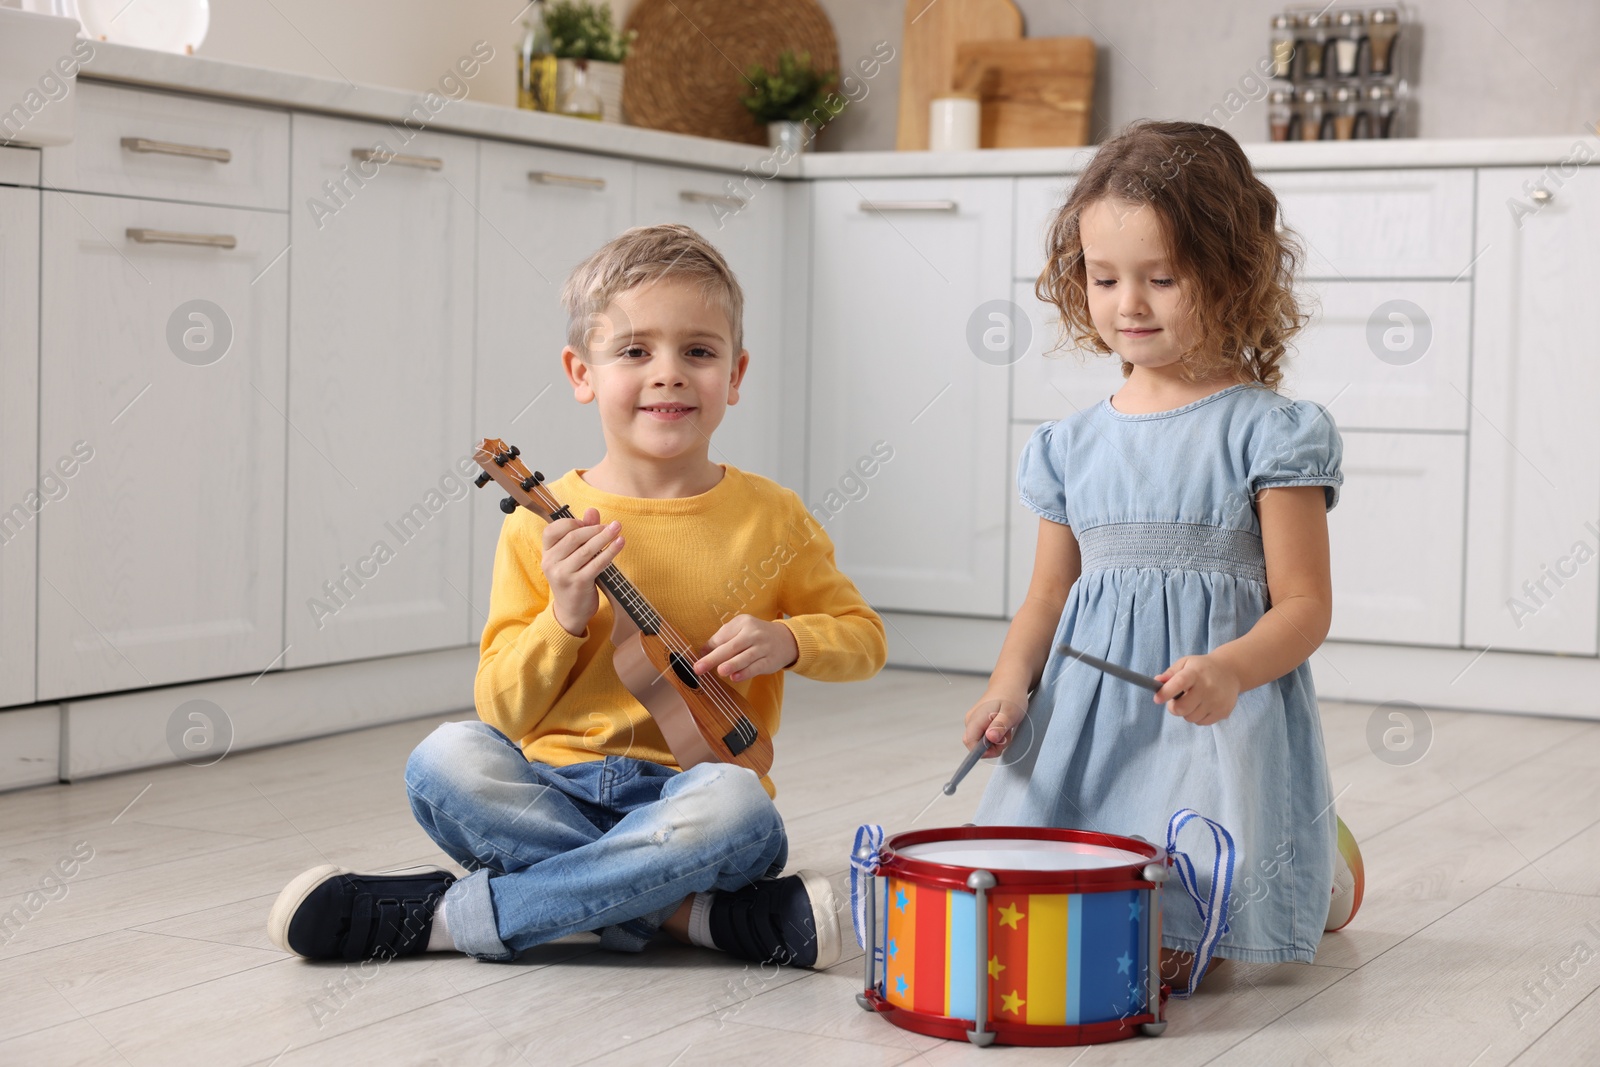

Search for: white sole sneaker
xmin=796 ymin=868 xmax=842 ymax=970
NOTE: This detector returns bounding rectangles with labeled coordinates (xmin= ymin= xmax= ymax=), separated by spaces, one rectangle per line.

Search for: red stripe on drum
xmin=990 ymin=891 xmax=1029 ymax=1022
xmin=913 ymin=883 xmax=949 ymax=1016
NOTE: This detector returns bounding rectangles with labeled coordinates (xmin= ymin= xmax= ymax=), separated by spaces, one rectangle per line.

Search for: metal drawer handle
xmin=680 ymin=190 xmax=746 ymax=209
xmin=126 ymin=227 xmax=237 ymax=249
xmin=1531 ymin=188 xmax=1554 ymax=205
xmin=352 ymin=148 xmax=444 ymax=170
xmin=858 ymin=200 xmax=959 ymax=213
xmin=530 ymin=170 xmax=606 ymax=190
xmin=120 ymin=137 xmax=232 ymax=163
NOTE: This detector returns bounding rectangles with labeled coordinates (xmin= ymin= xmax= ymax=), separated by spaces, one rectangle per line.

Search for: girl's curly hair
xmin=1036 ymin=119 xmax=1310 ymax=391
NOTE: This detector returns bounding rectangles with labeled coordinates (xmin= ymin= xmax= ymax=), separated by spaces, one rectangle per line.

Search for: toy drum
xmin=855 ymin=826 xmax=1170 ymax=1047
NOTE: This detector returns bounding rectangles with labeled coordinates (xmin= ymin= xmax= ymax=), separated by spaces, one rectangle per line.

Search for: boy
xmin=268 ymin=224 xmax=887 ymax=969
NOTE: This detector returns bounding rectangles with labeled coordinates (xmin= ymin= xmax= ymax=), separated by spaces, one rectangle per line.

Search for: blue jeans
xmin=404 ymin=720 xmax=788 ymax=961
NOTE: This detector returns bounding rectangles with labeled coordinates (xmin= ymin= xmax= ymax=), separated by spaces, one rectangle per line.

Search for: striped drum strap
xmin=1166 ymin=808 xmax=1238 ymax=998
xmin=850 ymin=823 xmax=885 ymax=953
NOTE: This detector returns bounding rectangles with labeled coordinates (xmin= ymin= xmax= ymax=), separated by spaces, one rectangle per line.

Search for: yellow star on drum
xmin=987 ymin=955 xmax=1005 ymax=979
xmin=1001 ymin=990 xmax=1025 ymax=1015
xmin=997 ymin=902 xmax=1025 ymax=929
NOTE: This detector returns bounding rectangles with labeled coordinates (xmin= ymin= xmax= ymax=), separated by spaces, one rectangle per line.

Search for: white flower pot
xmin=557 ymin=58 xmax=624 ymax=124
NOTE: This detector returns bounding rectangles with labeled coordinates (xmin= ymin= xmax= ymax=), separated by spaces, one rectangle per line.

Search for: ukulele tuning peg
xmin=473 ymin=471 xmax=492 ymax=488
xmin=520 ymin=476 xmax=537 ymax=491
xmin=509 ymin=445 xmax=520 ymax=458
xmin=532 ymin=470 xmax=544 ymax=483
xmin=500 ymin=496 xmax=518 ymax=514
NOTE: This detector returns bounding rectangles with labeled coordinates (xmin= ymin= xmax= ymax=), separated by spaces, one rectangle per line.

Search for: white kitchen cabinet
xmin=1014 ymin=174 xmax=1074 ymax=282
xmin=472 ymin=141 xmax=633 ymax=632
xmin=1327 ymin=431 xmax=1465 ymax=646
xmin=1268 ymin=168 xmax=1476 ymax=280
xmin=1010 ymin=281 xmax=1125 ymax=423
xmin=1282 ymin=279 xmax=1470 ymax=431
xmin=36 ymin=193 xmax=288 ymax=699
xmin=808 ymin=177 xmax=1012 ymax=615
xmin=0 ymin=185 xmax=40 ymax=707
xmin=284 ymin=114 xmax=477 ymax=668
xmin=634 ymin=162 xmax=784 ymax=482
xmin=1464 ymin=167 xmax=1600 ymax=656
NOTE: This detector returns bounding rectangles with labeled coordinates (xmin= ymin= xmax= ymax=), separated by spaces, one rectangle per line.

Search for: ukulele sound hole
xmin=667 ymin=652 xmax=702 ymax=690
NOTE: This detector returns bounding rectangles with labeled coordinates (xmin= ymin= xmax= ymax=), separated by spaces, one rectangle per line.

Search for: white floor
xmin=1 ymin=667 xmax=1598 ymax=1066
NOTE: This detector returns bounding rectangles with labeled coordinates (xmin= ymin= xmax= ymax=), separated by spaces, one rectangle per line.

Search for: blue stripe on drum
xmin=948 ymin=890 xmax=977 ymax=1021
xmin=1080 ymin=890 xmax=1143 ymax=1023
xmin=1075 ymin=522 xmax=1267 ymax=584
xmin=1067 ymin=893 xmax=1083 ymax=1025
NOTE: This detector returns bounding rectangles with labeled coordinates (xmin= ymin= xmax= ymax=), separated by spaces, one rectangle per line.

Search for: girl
xmin=964 ymin=119 xmax=1361 ymax=993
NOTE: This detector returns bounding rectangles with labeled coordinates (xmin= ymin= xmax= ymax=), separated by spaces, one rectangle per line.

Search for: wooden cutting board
xmin=895 ymin=0 xmax=1022 ymax=151
xmin=952 ymin=37 xmax=1097 ymax=148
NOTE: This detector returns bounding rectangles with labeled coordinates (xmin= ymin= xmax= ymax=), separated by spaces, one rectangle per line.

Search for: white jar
xmin=929 ymin=93 xmax=981 ymax=151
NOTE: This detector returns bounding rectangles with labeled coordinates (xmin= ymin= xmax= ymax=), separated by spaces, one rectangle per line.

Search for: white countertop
xmin=76 ymin=41 xmax=1596 ymax=179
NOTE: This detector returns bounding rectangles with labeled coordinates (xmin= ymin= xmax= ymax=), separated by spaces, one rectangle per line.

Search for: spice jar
xmin=1298 ymin=86 xmax=1329 ymax=140
xmin=1331 ymin=84 xmax=1362 ymax=139
xmin=1270 ymin=14 xmax=1301 ymax=80
xmin=1333 ymin=10 xmax=1365 ymax=78
xmin=1367 ymin=8 xmax=1401 ymax=76
xmin=1301 ymin=12 xmax=1332 ymax=79
xmin=1268 ymin=87 xmax=1295 ymax=141
xmin=1365 ymin=82 xmax=1398 ymax=137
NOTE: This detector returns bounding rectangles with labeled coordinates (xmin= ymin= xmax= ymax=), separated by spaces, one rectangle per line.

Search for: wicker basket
xmin=622 ymin=0 xmax=839 ymax=146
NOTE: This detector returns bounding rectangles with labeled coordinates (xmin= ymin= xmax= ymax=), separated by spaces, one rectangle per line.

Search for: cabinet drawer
xmin=1282 ymin=279 xmax=1470 ymax=431
xmin=1267 ymin=168 xmax=1475 ymax=279
xmin=1011 ymin=281 xmax=1125 ymax=423
xmin=1327 ymin=432 xmax=1465 ymax=647
xmin=1014 ymin=174 xmax=1074 ymax=281
xmin=42 ymin=83 xmax=288 ymax=211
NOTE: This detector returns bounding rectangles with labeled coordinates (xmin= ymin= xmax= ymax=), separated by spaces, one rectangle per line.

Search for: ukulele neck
xmin=547 ymin=504 xmax=663 ymax=635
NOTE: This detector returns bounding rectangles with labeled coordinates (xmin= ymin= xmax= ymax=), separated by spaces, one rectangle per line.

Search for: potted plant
xmin=741 ymin=50 xmax=841 ymax=154
xmin=546 ymin=0 xmax=636 ymax=124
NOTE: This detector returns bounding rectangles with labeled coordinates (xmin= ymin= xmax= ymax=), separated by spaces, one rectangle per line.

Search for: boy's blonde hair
xmin=1037 ymin=119 xmax=1309 ymax=391
xmin=561 ymin=223 xmax=745 ymax=357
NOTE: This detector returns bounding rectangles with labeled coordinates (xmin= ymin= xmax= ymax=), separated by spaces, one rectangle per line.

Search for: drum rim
xmin=878 ymin=825 xmax=1162 ymax=889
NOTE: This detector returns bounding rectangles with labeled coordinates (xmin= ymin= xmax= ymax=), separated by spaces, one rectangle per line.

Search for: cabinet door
xmin=808 ymin=178 xmax=1013 ymax=615
xmin=1267 ymin=169 xmax=1476 ymax=279
xmin=472 ymin=141 xmax=633 ymax=632
xmin=634 ymin=163 xmax=784 ymax=482
xmin=1011 ymin=280 xmax=1125 ymax=423
xmin=37 ymin=194 xmax=288 ymax=699
xmin=0 ymin=186 xmax=40 ymax=707
xmin=1327 ymin=432 xmax=1465 ymax=646
xmin=285 ymin=115 xmax=477 ymax=668
xmin=1464 ymin=168 xmax=1600 ymax=655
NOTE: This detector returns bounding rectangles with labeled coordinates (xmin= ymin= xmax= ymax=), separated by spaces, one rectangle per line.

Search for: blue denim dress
xmin=975 ymin=382 xmax=1343 ymax=964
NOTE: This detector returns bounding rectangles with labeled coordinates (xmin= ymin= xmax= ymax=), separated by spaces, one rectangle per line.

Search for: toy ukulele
xmin=472 ymin=438 xmax=772 ymax=777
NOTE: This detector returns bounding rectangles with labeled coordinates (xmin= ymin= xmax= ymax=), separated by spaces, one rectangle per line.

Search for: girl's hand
xmin=541 ymin=507 xmax=624 ymax=637
xmin=1153 ymin=654 xmax=1240 ymax=726
xmin=963 ymin=695 xmax=1029 ymax=757
xmin=693 ymin=615 xmax=799 ymax=682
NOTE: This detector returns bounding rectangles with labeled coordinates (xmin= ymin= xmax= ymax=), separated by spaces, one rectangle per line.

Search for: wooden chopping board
xmin=953 ymin=37 xmax=1097 ymax=148
xmin=895 ymin=0 xmax=1022 ymax=151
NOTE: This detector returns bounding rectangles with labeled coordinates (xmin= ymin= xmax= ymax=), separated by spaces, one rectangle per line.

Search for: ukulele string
xmin=600 ymin=564 xmax=749 ymax=732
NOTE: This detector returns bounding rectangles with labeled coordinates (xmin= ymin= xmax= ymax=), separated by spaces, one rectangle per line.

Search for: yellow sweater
xmin=474 ymin=465 xmax=888 ymax=796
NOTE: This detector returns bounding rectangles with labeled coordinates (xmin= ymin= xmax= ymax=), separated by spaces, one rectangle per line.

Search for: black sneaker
xmin=708 ymin=870 xmax=840 ymax=970
xmin=267 ymin=864 xmax=455 ymax=961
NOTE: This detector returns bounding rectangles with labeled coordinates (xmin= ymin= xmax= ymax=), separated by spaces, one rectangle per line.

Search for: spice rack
xmin=1267 ymin=4 xmax=1417 ymax=142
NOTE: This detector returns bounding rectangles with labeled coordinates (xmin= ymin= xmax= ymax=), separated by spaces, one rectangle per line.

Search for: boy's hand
xmin=963 ymin=695 xmax=1028 ymax=756
xmin=693 ymin=615 xmax=799 ymax=682
xmin=541 ymin=507 xmax=624 ymax=637
xmin=1153 ymin=654 xmax=1240 ymax=726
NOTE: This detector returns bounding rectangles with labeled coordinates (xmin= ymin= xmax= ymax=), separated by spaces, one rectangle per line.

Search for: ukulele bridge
xmin=667 ymin=651 xmax=758 ymax=757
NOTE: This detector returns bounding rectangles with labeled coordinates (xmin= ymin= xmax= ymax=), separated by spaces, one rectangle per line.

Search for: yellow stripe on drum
xmin=1025 ymin=893 xmax=1069 ymax=1025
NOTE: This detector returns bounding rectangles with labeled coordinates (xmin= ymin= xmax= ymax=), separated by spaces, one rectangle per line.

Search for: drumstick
xmin=1058 ymin=644 xmax=1186 ymax=700
xmin=942 ymin=741 xmax=992 ymax=796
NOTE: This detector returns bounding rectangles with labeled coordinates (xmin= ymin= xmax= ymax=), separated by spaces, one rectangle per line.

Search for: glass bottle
xmin=1270 ymin=14 xmax=1300 ymax=80
xmin=559 ymin=58 xmax=605 ymax=121
xmin=1333 ymin=10 xmax=1365 ymax=78
xmin=517 ymin=3 xmax=557 ymax=112
xmin=1298 ymin=86 xmax=1329 ymax=141
xmin=1268 ymin=88 xmax=1294 ymax=142
xmin=1301 ymin=12 xmax=1331 ymax=80
xmin=1366 ymin=82 xmax=1399 ymax=138
xmin=1368 ymin=8 xmax=1402 ymax=77
xmin=1331 ymin=84 xmax=1360 ymax=140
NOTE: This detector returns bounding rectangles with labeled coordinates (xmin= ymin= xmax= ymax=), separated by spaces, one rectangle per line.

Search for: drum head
xmin=896 ymin=837 xmax=1149 ymax=872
